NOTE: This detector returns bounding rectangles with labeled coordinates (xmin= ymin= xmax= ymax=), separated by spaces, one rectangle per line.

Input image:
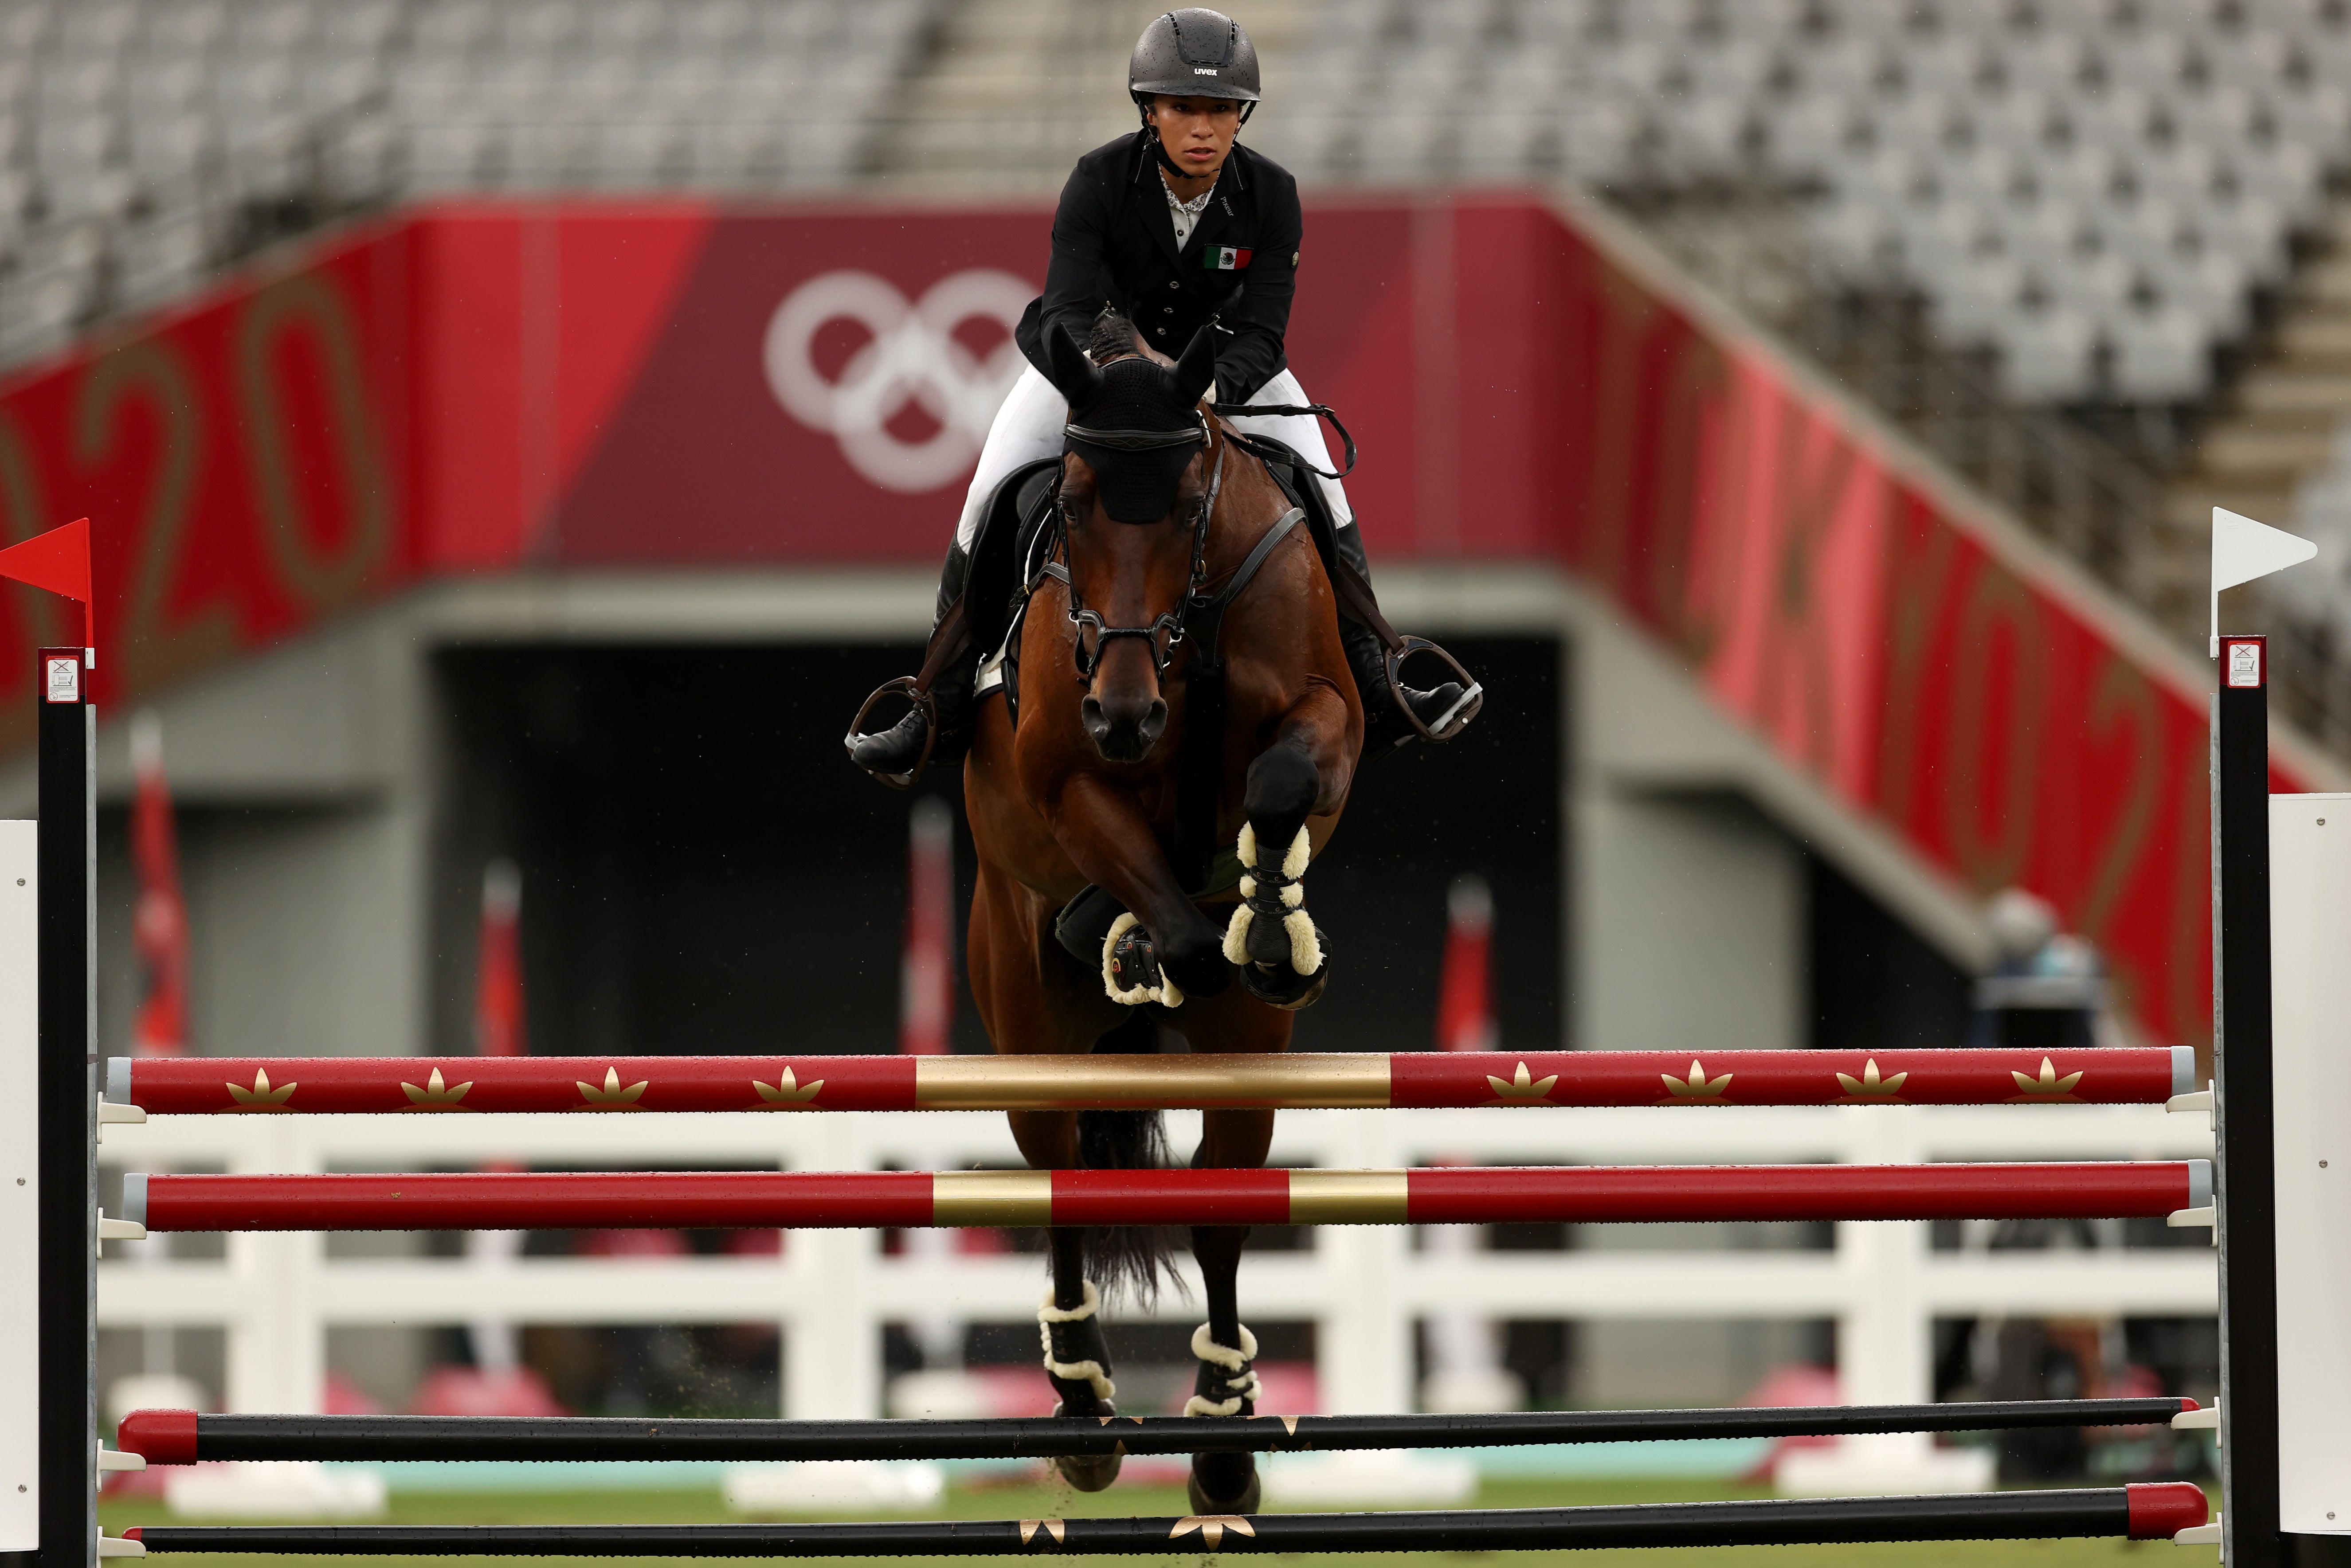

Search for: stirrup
xmin=844 ymin=676 xmax=937 ymax=790
xmin=1384 ymin=637 xmax=1483 ymax=743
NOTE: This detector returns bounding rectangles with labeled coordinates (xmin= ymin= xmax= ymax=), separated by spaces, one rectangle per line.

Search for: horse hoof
xmin=1055 ymin=1451 xmax=1125 ymax=1493
xmin=1238 ymin=923 xmax=1329 ymax=1011
xmin=1186 ymin=1462 xmax=1261 ymax=1516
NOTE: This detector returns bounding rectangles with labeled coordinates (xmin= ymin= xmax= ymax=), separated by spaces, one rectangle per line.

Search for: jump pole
xmin=110 ymin=1161 xmax=2211 ymax=1232
xmin=107 ymin=1046 xmax=2195 ymax=1112
xmin=119 ymin=1485 xmax=2215 ymax=1556
xmin=114 ymin=1398 xmax=2202 ymax=1465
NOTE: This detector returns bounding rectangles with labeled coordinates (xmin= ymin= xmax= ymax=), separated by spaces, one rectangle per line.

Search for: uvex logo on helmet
xmin=1129 ymin=8 xmax=1260 ymax=110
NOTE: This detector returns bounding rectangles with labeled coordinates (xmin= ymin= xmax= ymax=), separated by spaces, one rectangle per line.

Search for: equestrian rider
xmin=849 ymin=7 xmax=1468 ymax=782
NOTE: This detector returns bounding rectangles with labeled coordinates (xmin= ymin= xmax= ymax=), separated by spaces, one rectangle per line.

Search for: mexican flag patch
xmin=1205 ymin=246 xmax=1253 ymax=271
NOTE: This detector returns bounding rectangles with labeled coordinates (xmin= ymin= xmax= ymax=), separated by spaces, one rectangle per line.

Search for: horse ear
xmin=1045 ymin=323 xmax=1104 ymax=407
xmin=1170 ymin=328 xmax=1217 ymax=408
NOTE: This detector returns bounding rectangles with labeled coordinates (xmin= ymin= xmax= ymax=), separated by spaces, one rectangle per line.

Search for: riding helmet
xmin=1128 ymin=9 xmax=1260 ymax=108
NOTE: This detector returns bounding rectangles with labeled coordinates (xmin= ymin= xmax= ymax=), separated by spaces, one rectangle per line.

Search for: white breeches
xmin=952 ymin=364 xmax=1354 ymax=549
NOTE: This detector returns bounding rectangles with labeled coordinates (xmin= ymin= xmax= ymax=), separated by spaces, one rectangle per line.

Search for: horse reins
xmin=1045 ymin=416 xmax=1229 ymax=684
xmin=1042 ymin=399 xmax=1343 ymax=689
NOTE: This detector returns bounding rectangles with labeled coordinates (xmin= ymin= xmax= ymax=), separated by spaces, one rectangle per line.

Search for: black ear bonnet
xmin=1045 ymin=324 xmax=1216 ymax=524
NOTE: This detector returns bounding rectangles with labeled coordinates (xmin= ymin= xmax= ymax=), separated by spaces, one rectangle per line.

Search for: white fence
xmin=96 ymin=1099 xmax=2216 ymax=1420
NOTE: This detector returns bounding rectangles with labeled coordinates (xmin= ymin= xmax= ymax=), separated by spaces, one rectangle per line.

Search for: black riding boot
xmin=1334 ymin=524 xmax=1471 ymax=749
xmin=847 ymin=542 xmax=979 ymax=784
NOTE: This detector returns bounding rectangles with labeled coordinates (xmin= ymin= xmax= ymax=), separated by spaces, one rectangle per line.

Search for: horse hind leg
xmin=1223 ymin=740 xmax=1332 ymax=1010
xmin=1032 ymin=1015 xmax=1171 ymax=1493
xmin=1039 ymin=1228 xmax=1123 ymax=1491
xmin=1076 ymin=1014 xmax=1174 ymax=1302
xmin=1184 ymin=1110 xmax=1273 ymax=1515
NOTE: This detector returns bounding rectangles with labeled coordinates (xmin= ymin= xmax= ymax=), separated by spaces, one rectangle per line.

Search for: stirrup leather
xmin=845 ymin=597 xmax=972 ymax=789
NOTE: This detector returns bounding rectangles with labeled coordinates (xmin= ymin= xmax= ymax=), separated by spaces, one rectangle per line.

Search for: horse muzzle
xmin=1080 ymin=692 xmax=1168 ymax=762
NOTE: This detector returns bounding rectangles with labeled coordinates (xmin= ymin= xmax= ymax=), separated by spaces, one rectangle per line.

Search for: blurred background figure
xmin=1965 ymin=888 xmax=2114 ymax=1052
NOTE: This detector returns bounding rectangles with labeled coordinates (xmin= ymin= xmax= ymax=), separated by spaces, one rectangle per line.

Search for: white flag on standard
xmin=2211 ymin=506 xmax=2318 ymax=656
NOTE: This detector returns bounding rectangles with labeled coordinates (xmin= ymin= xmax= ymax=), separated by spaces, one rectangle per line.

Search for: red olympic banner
xmin=121 ymin=1047 xmax=2192 ymax=1114
xmin=0 ymin=216 xmax=420 ymax=753
xmin=0 ymin=192 xmax=2310 ymax=1044
xmin=125 ymin=1161 xmax=2204 ymax=1232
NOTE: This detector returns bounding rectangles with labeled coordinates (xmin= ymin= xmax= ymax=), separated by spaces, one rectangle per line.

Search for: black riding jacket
xmin=1014 ymin=130 xmax=1303 ymax=407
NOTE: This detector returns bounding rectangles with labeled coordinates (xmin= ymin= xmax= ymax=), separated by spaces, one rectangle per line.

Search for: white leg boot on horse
xmin=1038 ymin=1239 xmax=1122 ymax=1492
xmin=1013 ymin=1085 xmax=1172 ymax=1494
xmin=1185 ymin=1221 xmax=1263 ymax=1514
xmin=1220 ymin=741 xmax=1331 ymax=1009
xmin=1180 ymin=1107 xmax=1271 ymax=1515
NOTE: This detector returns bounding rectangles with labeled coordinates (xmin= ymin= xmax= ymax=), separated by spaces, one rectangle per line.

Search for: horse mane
xmin=1087 ymin=308 xmax=1160 ymax=366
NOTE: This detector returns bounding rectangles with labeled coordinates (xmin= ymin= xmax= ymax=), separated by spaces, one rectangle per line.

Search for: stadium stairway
xmin=2164 ymin=199 xmax=2351 ymax=577
xmin=872 ymin=0 xmax=1316 ymax=190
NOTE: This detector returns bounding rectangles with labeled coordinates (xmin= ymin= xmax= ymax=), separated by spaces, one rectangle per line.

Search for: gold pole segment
xmin=930 ymin=1170 xmax=1054 ymax=1227
xmin=1287 ymin=1169 xmax=1411 ymax=1224
xmin=913 ymin=1053 xmax=1393 ymax=1110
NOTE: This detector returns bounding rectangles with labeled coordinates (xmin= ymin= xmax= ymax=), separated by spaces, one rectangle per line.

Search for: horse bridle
xmin=1045 ymin=416 xmax=1228 ymax=684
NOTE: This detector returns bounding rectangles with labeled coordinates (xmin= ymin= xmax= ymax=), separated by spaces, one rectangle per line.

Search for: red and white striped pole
xmin=466 ymin=863 xmax=526 ymax=1386
xmin=898 ymin=799 xmax=967 ymax=1391
xmin=899 ymin=799 xmax=954 ymax=1058
xmin=1426 ymin=874 xmax=1513 ymax=1412
xmin=128 ymin=711 xmax=189 ymax=1060
xmin=473 ymin=861 xmax=525 ymax=1060
xmin=1434 ymin=874 xmax=1495 ymax=1055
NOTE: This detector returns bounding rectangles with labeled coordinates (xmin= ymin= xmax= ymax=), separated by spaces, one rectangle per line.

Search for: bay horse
xmin=962 ymin=315 xmax=1362 ymax=1513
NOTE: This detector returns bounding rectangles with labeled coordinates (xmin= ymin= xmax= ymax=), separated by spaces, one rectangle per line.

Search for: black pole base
xmin=121 ymin=1487 xmax=2206 ymax=1556
xmin=131 ymin=1399 xmax=2200 ymax=1465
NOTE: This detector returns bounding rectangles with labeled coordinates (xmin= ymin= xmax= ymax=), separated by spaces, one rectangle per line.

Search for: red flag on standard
xmin=474 ymin=861 xmax=525 ymax=1057
xmin=0 ymin=516 xmax=94 ymax=649
xmin=129 ymin=711 xmax=189 ymax=1056
xmin=900 ymin=798 xmax=954 ymax=1055
xmin=1435 ymin=874 xmax=1496 ymax=1052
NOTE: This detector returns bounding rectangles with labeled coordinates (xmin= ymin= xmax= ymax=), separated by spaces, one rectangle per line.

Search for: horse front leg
xmin=1049 ymin=772 xmax=1232 ymax=1002
xmin=1186 ymin=1107 xmax=1273 ymax=1514
xmin=1225 ymin=690 xmax=1355 ymax=1009
xmin=1008 ymin=1111 xmax=1125 ymax=1490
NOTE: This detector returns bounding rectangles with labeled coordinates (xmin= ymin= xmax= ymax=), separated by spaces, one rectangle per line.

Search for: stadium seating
xmin=0 ymin=0 xmax=943 ymax=366
xmin=1253 ymin=0 xmax=2351 ymax=406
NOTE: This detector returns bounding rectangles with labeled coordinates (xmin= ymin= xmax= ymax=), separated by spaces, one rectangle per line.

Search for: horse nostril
xmin=1139 ymin=700 xmax=1169 ymax=746
xmin=1081 ymin=696 xmax=1109 ymax=737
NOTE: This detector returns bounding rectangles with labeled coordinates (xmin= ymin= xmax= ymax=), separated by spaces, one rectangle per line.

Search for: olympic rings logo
xmin=762 ymin=269 xmax=1033 ymax=493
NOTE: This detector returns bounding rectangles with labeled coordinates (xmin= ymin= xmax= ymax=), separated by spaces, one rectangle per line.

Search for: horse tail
xmin=1077 ymin=1011 xmax=1178 ymax=1307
